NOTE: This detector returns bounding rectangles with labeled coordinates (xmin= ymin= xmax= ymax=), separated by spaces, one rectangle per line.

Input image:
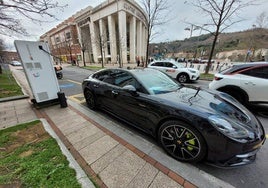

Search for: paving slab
xmin=79 ymin=135 xmax=119 ymax=164
xmin=91 ymin=144 xmax=127 ymax=174
xmin=127 ymin=162 xmax=159 ymax=188
xmin=149 ymin=171 xmax=183 ymax=188
xmin=98 ymin=149 xmax=146 ymax=188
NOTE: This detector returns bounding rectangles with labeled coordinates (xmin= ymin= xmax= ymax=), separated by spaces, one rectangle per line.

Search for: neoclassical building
xmin=74 ymin=0 xmax=148 ymax=65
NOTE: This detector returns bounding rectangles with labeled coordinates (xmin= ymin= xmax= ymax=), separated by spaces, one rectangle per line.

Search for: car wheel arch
xmin=217 ymin=85 xmax=249 ymax=104
xmin=155 ymin=116 xmax=204 ymax=140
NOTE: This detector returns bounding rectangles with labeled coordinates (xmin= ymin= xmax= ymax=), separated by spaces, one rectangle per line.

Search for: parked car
xmin=82 ymin=68 xmax=265 ymax=168
xmin=148 ymin=59 xmax=200 ymax=83
xmin=209 ymin=62 xmax=268 ymax=106
xmin=54 ymin=65 xmax=63 ymax=79
xmin=10 ymin=61 xmax=22 ymax=66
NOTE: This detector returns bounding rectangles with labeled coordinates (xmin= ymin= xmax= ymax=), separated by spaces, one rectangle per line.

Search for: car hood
xmin=153 ymin=86 xmax=261 ymax=132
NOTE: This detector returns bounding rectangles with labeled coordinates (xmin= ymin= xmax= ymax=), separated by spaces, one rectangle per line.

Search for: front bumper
xmin=207 ymin=136 xmax=266 ymax=168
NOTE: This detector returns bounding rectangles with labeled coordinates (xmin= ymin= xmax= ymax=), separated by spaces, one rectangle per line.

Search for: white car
xmin=148 ymin=60 xmax=200 ymax=83
xmin=209 ymin=62 xmax=268 ymax=105
xmin=10 ymin=61 xmax=22 ymax=66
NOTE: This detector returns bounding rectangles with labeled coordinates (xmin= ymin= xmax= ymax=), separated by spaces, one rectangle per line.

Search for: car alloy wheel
xmin=158 ymin=120 xmax=206 ymax=162
xmin=84 ymin=89 xmax=96 ymax=110
xmin=177 ymin=73 xmax=189 ymax=83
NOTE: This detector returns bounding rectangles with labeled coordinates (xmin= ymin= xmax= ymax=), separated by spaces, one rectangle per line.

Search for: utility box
xmin=14 ymin=40 xmax=60 ymax=104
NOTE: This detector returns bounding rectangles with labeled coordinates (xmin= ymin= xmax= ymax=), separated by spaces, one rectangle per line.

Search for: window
xmin=241 ymin=66 xmax=268 ymax=79
xmin=66 ymin=32 xmax=71 ymax=40
xmin=55 ymin=37 xmax=60 ymax=43
xmin=165 ymin=62 xmax=175 ymax=68
xmin=152 ymin=62 xmax=164 ymax=67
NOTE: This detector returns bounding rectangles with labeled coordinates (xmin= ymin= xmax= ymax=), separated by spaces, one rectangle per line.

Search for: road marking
xmin=67 ymin=79 xmax=81 ymax=85
xmin=59 ymin=83 xmax=74 ymax=88
xmin=68 ymin=93 xmax=85 ymax=104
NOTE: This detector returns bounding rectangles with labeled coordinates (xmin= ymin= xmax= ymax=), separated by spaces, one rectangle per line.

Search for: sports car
xmin=82 ymin=68 xmax=265 ymax=167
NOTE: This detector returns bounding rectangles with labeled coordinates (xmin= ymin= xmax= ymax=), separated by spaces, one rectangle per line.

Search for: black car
xmin=82 ymin=68 xmax=265 ymax=168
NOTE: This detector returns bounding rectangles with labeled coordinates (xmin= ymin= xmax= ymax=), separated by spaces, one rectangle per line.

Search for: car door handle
xmin=245 ymin=82 xmax=256 ymax=85
xmin=112 ymin=90 xmax=118 ymax=95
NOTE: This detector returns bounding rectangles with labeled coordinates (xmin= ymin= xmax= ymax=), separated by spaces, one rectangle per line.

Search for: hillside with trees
xmin=149 ymin=28 xmax=268 ymax=61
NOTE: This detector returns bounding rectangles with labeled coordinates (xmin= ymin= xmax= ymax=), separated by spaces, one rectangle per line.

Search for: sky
xmin=3 ymin=0 xmax=268 ymax=51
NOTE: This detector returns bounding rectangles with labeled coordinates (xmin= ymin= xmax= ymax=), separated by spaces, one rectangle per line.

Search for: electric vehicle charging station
xmin=14 ymin=40 xmax=65 ymax=106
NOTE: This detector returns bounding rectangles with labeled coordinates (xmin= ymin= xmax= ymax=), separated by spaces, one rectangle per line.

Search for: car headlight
xmin=208 ymin=115 xmax=252 ymax=141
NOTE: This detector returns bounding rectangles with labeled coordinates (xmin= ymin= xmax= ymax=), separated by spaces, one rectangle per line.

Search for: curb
xmin=40 ymin=118 xmax=95 ymax=188
xmin=0 ymin=95 xmax=29 ymax=103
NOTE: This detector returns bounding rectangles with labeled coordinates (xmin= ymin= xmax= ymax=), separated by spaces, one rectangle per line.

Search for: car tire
xmin=158 ymin=120 xmax=207 ymax=163
xmin=84 ymin=89 xmax=96 ymax=110
xmin=177 ymin=73 xmax=189 ymax=83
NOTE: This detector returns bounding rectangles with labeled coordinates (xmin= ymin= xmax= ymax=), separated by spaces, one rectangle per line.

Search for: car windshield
xmin=133 ymin=69 xmax=181 ymax=95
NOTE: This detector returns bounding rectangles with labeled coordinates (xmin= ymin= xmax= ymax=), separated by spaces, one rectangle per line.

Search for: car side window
xmin=165 ymin=62 xmax=174 ymax=68
xmin=152 ymin=62 xmax=164 ymax=67
xmin=93 ymin=70 xmax=111 ymax=81
xmin=110 ymin=70 xmax=145 ymax=93
xmin=241 ymin=67 xmax=268 ymax=79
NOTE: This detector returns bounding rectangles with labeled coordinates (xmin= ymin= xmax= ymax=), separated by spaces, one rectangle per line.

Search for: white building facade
xmin=74 ymin=0 xmax=148 ymax=65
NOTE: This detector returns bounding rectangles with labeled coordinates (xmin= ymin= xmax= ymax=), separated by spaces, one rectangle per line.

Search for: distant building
xmin=40 ymin=0 xmax=148 ymax=66
xmin=40 ymin=17 xmax=81 ymax=64
xmin=74 ymin=0 xmax=148 ymax=65
xmin=0 ymin=51 xmax=20 ymax=63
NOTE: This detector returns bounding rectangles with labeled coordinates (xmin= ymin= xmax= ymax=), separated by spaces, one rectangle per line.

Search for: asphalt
xmin=0 ymin=64 xmax=234 ymax=188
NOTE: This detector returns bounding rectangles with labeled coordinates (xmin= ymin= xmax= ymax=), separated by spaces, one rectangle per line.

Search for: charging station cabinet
xmin=14 ymin=40 xmax=61 ymax=104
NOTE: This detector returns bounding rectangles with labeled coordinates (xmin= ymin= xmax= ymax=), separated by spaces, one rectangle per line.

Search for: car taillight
xmin=214 ymin=76 xmax=223 ymax=81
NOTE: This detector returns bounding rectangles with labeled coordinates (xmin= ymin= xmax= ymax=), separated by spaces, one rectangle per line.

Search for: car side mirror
xmin=122 ymin=85 xmax=139 ymax=96
xmin=172 ymin=65 xmax=177 ymax=69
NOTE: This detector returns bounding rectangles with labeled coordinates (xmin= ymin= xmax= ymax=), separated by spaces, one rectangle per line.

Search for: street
xmin=59 ymin=65 xmax=268 ymax=188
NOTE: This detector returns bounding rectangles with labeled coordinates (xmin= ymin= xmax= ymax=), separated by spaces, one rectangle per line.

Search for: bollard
xmin=57 ymin=92 xmax=68 ymax=108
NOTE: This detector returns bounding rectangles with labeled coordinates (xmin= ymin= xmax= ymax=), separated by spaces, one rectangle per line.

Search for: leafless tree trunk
xmin=190 ymin=0 xmax=258 ymax=74
xmin=0 ymin=0 xmax=66 ymax=36
xmin=140 ymin=0 xmax=169 ymax=67
xmin=94 ymin=32 xmax=108 ymax=68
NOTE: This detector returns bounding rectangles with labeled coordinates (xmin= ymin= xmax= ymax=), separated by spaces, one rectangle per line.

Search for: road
xmin=60 ymin=65 xmax=268 ymax=188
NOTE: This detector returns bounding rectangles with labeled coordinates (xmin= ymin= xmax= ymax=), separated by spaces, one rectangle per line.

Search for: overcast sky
xmin=3 ymin=0 xmax=268 ymax=51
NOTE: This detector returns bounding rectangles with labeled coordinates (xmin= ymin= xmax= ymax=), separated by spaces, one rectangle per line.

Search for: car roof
xmin=152 ymin=59 xmax=176 ymax=63
xmin=95 ymin=67 xmax=159 ymax=74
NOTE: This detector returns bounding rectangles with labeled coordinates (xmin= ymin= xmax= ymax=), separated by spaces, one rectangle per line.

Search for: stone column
xmin=118 ymin=10 xmax=127 ymax=66
xmin=99 ymin=19 xmax=106 ymax=64
xmin=108 ymin=15 xmax=117 ymax=64
xmin=90 ymin=21 xmax=99 ymax=63
xmin=136 ymin=21 xmax=142 ymax=59
xmin=129 ymin=16 xmax=136 ymax=63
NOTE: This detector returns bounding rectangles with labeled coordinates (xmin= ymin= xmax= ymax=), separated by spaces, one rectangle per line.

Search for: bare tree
xmin=0 ymin=0 xmax=66 ymax=36
xmin=189 ymin=0 xmax=258 ymax=74
xmin=140 ymin=0 xmax=170 ymax=67
xmin=256 ymin=12 xmax=268 ymax=28
xmin=93 ymin=32 xmax=108 ymax=68
xmin=0 ymin=38 xmax=4 ymax=73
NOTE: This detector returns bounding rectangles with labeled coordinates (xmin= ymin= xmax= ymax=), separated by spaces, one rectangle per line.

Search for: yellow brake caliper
xmin=186 ymin=132 xmax=195 ymax=151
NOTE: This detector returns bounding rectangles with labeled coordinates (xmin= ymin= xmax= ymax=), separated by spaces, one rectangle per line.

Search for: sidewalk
xmin=0 ymin=65 xmax=234 ymax=188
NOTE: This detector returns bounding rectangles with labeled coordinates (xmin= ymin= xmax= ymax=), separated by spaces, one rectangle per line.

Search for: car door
xmin=109 ymin=70 xmax=161 ymax=132
xmin=239 ymin=66 xmax=268 ymax=102
xmin=90 ymin=70 xmax=118 ymax=111
xmin=164 ymin=62 xmax=177 ymax=78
